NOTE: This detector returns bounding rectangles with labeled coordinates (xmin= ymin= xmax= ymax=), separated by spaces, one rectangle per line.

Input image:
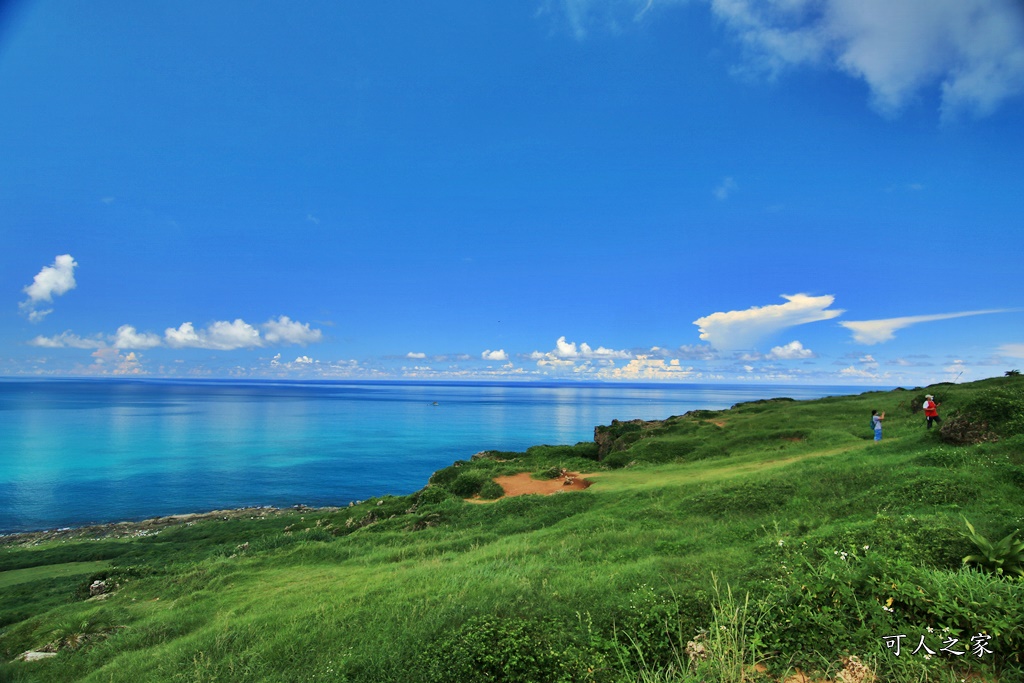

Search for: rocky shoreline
xmin=0 ymin=504 xmax=339 ymax=547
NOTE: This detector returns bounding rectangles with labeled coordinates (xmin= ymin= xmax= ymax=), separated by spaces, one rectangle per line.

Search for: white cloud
xmin=20 ymin=254 xmax=78 ymax=322
xmin=482 ymin=349 xmax=508 ymax=361
xmin=714 ymin=176 xmax=737 ymax=200
xmin=839 ymin=309 xmax=1009 ymax=344
xmin=112 ymin=325 xmax=162 ymax=350
xmin=262 ymin=316 xmax=323 ymax=345
xmin=694 ymin=293 xmax=843 ymax=351
xmin=407 ymin=352 xmax=427 ymax=359
xmin=530 ymin=336 xmax=633 ymax=363
xmin=28 ymin=331 xmax=106 ymax=349
xmin=839 ymin=365 xmax=889 ymax=379
xmin=707 ymin=0 xmax=1024 ymax=118
xmin=596 ymin=356 xmax=694 ymax=380
xmin=165 ymin=320 xmax=262 ymax=350
xmin=294 ymin=355 xmax=314 ymax=364
xmin=766 ymin=340 xmax=815 ymax=360
xmin=999 ymin=343 xmax=1024 ymax=359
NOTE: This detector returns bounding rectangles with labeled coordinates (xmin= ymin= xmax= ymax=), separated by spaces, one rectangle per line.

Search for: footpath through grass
xmin=2 ymin=376 xmax=1023 ymax=682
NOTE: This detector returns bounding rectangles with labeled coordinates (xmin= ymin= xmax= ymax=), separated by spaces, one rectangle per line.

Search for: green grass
xmin=0 ymin=561 xmax=112 ymax=589
xmin=1 ymin=375 xmax=1022 ymax=682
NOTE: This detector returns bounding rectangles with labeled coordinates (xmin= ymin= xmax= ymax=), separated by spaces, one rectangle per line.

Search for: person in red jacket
xmin=922 ymin=394 xmax=941 ymax=429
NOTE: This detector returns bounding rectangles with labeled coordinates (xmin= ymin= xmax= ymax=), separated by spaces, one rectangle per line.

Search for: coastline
xmin=0 ymin=504 xmax=339 ymax=547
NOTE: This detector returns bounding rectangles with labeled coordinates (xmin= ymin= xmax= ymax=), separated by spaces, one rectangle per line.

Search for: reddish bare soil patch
xmin=467 ymin=472 xmax=594 ymax=503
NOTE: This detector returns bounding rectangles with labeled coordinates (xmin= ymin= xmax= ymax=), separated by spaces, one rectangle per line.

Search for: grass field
xmin=1 ymin=376 xmax=1022 ymax=682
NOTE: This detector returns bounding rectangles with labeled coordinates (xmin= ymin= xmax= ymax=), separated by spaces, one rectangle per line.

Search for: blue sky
xmin=1 ymin=0 xmax=1022 ymax=385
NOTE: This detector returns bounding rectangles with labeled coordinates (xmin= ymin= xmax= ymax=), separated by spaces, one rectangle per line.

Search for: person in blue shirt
xmin=871 ymin=410 xmax=885 ymax=441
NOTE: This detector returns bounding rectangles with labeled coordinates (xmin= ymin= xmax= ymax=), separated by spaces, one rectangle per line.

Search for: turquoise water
xmin=0 ymin=379 xmax=866 ymax=533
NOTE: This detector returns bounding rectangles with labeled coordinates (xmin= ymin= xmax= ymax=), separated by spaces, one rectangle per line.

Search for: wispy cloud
xmin=551 ymin=0 xmax=1024 ymax=119
xmin=694 ymin=293 xmax=843 ymax=352
xmin=714 ymin=176 xmax=737 ymax=200
xmin=998 ymin=343 xmax=1024 ymax=359
xmin=839 ymin=309 xmax=1009 ymax=344
xmin=406 ymin=351 xmax=427 ymax=359
xmin=28 ymin=331 xmax=106 ymax=349
xmin=19 ymin=254 xmax=78 ymax=323
xmin=712 ymin=0 xmax=1024 ymax=119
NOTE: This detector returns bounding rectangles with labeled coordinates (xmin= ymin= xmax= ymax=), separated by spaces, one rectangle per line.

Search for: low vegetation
xmin=1 ymin=375 xmax=1023 ymax=682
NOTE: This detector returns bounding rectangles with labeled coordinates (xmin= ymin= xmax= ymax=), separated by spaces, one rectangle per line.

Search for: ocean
xmin=0 ymin=378 xmax=868 ymax=534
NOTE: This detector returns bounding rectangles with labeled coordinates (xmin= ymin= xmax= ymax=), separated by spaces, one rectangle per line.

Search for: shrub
xmin=939 ymin=413 xmax=998 ymax=445
xmin=942 ymin=387 xmax=1024 ymax=444
xmin=422 ymin=615 xmax=572 ymax=683
xmin=428 ymin=465 xmax=461 ymax=487
xmin=603 ymin=452 xmax=633 ymax=469
xmin=449 ymin=472 xmax=488 ymax=498
xmin=416 ymin=485 xmax=454 ymax=506
xmin=536 ymin=465 xmax=564 ymax=480
xmin=478 ymin=480 xmax=504 ymax=500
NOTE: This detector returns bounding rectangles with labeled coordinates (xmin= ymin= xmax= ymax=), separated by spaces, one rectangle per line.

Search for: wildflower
xmin=927 ymin=627 xmax=934 ymax=633
xmin=778 ymin=539 xmax=784 ymax=546
xmin=863 ymin=545 xmax=870 ymax=551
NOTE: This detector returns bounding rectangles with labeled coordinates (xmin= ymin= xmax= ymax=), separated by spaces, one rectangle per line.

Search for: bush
xmin=939 ymin=414 xmax=999 ymax=445
xmin=416 ymin=485 xmax=454 ymax=506
xmin=449 ymin=472 xmax=488 ymax=498
xmin=942 ymin=387 xmax=1024 ymax=444
xmin=478 ymin=480 xmax=505 ymax=500
xmin=603 ymin=452 xmax=633 ymax=469
xmin=536 ymin=465 xmax=564 ymax=480
xmin=422 ymin=615 xmax=584 ymax=683
xmin=428 ymin=465 xmax=461 ymax=487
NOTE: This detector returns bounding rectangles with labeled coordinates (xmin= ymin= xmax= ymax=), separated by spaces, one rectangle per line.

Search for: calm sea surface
xmin=0 ymin=379 xmax=868 ymax=533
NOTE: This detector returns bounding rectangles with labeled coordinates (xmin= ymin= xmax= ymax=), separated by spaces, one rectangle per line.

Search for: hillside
xmin=2 ymin=377 xmax=1023 ymax=682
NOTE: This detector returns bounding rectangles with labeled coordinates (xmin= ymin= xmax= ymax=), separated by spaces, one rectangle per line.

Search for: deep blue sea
xmin=0 ymin=379 xmax=869 ymax=533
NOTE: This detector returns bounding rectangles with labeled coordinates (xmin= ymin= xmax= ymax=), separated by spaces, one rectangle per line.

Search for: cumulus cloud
xmin=20 ymin=254 xmax=78 ymax=322
xmin=482 ymin=349 xmax=509 ymax=361
xmin=596 ymin=356 xmax=694 ymax=380
xmin=28 ymin=331 xmax=106 ymax=349
xmin=161 ymin=316 xmax=322 ymax=350
xmin=530 ymin=336 xmax=633 ymax=362
xmin=694 ymin=293 xmax=843 ymax=351
xmin=839 ymin=309 xmax=1009 ymax=344
xmin=85 ymin=348 xmax=145 ymax=376
xmin=711 ymin=0 xmax=1024 ymax=118
xmin=165 ymin=320 xmax=262 ymax=350
xmin=112 ymin=325 xmax=162 ymax=350
xmin=766 ymin=340 xmax=815 ymax=360
xmin=262 ymin=316 xmax=323 ymax=345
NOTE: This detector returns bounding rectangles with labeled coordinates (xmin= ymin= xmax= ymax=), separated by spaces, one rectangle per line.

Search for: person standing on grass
xmin=872 ymin=410 xmax=885 ymax=441
xmin=922 ymin=394 xmax=942 ymax=430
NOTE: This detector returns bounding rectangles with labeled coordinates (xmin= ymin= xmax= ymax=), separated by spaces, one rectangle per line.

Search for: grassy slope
xmin=1 ymin=377 xmax=1022 ymax=682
